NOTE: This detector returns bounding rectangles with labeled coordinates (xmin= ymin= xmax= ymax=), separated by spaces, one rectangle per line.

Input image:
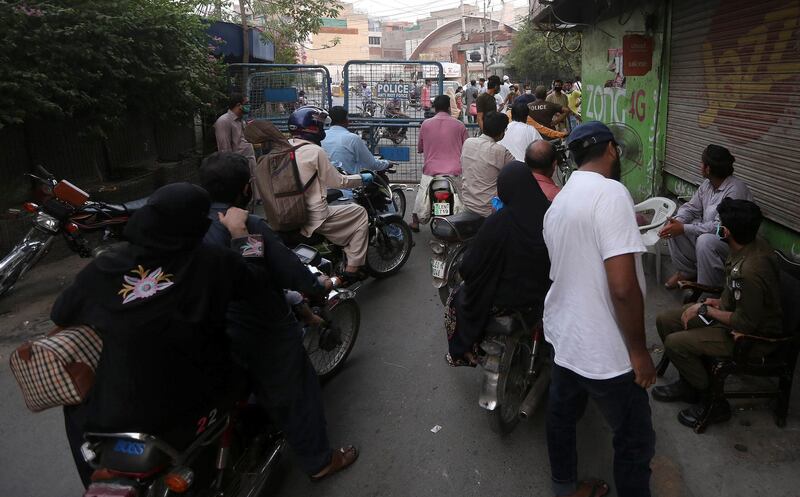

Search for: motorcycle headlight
xmin=429 ymin=240 xmax=446 ymax=255
xmin=35 ymin=212 xmax=60 ymax=232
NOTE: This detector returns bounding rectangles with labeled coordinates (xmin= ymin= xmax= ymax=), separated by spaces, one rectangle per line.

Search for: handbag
xmin=9 ymin=325 xmax=102 ymax=412
xmin=469 ymin=102 xmax=477 ymax=116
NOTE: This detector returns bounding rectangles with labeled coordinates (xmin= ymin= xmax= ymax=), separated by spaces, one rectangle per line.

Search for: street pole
xmin=461 ymin=0 xmax=466 ymax=41
xmin=482 ymin=0 xmax=487 ymax=78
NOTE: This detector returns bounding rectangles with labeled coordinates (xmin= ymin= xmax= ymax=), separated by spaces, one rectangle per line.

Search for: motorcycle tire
xmin=489 ymin=335 xmax=531 ymax=435
xmin=365 ymin=219 xmax=413 ymax=278
xmin=391 ymin=188 xmax=407 ymax=219
xmin=305 ymin=299 xmax=360 ymax=381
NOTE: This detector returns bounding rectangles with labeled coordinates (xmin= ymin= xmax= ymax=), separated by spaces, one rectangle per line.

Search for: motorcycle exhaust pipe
xmin=518 ymin=366 xmax=551 ymax=419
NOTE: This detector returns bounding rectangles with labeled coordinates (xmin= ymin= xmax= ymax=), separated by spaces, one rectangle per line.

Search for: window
xmin=369 ymin=36 xmax=381 ymax=46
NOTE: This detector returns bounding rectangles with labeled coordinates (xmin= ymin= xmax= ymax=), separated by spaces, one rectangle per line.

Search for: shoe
xmin=652 ymin=379 xmax=700 ymax=403
xmin=678 ymin=400 xmax=731 ymax=430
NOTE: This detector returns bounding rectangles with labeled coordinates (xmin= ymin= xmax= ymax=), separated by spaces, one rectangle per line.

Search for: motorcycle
xmin=429 ymin=211 xmax=484 ymax=305
xmin=477 ymin=311 xmax=552 ymax=434
xmin=280 ymin=171 xmax=413 ymax=280
xmin=551 ymin=139 xmax=575 ymax=187
xmin=0 ymin=166 xmax=145 ymax=298
xmin=293 ymin=245 xmax=360 ymax=381
xmin=377 ymin=105 xmax=408 ymax=145
xmin=81 ymin=394 xmax=287 ymax=497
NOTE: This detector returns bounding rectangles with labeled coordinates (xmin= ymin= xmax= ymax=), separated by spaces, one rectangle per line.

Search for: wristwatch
xmin=698 ymin=303 xmax=709 ymax=318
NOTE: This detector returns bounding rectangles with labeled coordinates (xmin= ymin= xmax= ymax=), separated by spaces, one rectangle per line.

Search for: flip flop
xmin=311 ymin=446 xmax=359 ymax=481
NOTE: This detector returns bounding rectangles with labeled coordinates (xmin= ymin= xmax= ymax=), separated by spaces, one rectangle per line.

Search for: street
xmin=1 ymin=193 xmax=799 ymax=497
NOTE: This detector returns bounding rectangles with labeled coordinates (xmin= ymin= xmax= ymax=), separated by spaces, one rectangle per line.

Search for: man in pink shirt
xmin=421 ymin=79 xmax=432 ymax=112
xmin=411 ymin=95 xmax=469 ymax=231
xmin=524 ymin=140 xmax=561 ymax=202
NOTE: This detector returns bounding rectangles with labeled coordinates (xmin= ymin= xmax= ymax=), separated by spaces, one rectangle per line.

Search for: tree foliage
xmin=508 ymin=21 xmax=582 ymax=85
xmin=0 ymin=0 xmax=227 ymax=134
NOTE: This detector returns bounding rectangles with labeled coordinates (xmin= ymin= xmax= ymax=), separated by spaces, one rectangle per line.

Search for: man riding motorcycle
xmin=288 ymin=106 xmax=374 ymax=281
xmin=200 ymin=152 xmax=358 ymax=480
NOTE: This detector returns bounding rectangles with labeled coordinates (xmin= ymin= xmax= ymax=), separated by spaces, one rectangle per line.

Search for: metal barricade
xmin=343 ymin=60 xmax=444 ymax=119
xmin=228 ymin=64 xmax=332 ymax=122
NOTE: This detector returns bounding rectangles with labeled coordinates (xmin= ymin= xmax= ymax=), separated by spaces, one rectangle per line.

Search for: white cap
xmin=503 ymin=75 xmax=509 ymax=80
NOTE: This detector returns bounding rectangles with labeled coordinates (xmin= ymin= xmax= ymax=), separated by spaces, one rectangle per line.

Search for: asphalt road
xmin=1 ymin=192 xmax=799 ymax=497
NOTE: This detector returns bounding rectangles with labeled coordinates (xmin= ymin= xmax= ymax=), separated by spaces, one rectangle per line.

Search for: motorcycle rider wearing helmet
xmin=289 ymin=106 xmax=373 ymax=281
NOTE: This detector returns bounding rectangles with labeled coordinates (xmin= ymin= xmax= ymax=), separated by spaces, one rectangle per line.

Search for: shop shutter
xmin=664 ymin=0 xmax=800 ymax=230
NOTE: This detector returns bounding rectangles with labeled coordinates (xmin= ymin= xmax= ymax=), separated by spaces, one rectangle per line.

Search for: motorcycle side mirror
xmin=293 ymin=244 xmax=322 ymax=266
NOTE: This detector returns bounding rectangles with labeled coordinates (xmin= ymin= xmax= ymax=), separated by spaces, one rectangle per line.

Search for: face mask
xmin=553 ymin=86 xmax=562 ymax=92
xmin=715 ymin=223 xmax=728 ymax=241
xmin=241 ymin=104 xmax=251 ymax=115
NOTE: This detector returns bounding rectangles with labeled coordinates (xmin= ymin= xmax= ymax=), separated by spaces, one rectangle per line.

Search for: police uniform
xmin=655 ymin=239 xmax=783 ymax=390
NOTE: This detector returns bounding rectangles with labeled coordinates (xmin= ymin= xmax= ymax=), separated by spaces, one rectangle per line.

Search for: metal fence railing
xmin=228 ymin=64 xmax=332 ymax=121
xmin=343 ymin=60 xmax=444 ymax=120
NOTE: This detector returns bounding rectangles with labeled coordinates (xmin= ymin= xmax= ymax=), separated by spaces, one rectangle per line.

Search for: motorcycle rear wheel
xmin=365 ymin=220 xmax=413 ymax=278
xmin=437 ymin=248 xmax=466 ymax=306
xmin=304 ymin=299 xmax=360 ymax=381
xmin=489 ymin=335 xmax=530 ymax=435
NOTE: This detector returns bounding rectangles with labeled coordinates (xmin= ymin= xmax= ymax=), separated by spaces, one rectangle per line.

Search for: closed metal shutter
xmin=665 ymin=0 xmax=800 ymax=230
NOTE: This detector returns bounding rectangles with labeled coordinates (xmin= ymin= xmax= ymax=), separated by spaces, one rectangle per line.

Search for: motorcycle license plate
xmin=431 ymin=258 xmax=446 ymax=279
xmin=433 ymin=202 xmax=450 ymax=216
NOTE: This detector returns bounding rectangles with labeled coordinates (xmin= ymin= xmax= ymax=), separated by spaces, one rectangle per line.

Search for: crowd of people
xmin=47 ymin=77 xmax=784 ymax=497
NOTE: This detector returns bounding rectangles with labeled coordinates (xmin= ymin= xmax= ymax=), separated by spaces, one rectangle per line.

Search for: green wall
xmin=580 ymin=0 xmax=669 ymax=203
xmin=579 ymin=0 xmax=800 ymax=259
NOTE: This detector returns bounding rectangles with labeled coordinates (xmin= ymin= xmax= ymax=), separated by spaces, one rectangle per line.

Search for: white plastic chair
xmin=634 ymin=197 xmax=677 ymax=284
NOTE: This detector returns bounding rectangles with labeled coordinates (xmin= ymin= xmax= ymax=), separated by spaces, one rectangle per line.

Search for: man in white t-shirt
xmin=499 ymin=102 xmax=542 ymax=161
xmin=543 ymin=122 xmax=656 ymax=497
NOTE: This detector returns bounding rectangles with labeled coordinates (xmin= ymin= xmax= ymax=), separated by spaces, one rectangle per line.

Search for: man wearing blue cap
xmin=542 ymin=121 xmax=656 ymax=497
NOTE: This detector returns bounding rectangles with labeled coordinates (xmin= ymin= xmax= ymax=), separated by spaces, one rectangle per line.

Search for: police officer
xmin=651 ymin=198 xmax=783 ymax=429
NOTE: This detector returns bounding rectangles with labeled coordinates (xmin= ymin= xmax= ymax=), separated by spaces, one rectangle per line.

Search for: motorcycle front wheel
xmin=304 ymin=298 xmax=360 ymax=381
xmin=365 ymin=219 xmax=413 ymax=278
xmin=391 ymin=188 xmax=407 ymax=219
xmin=0 ymin=228 xmax=54 ymax=298
xmin=489 ymin=335 xmax=531 ymax=435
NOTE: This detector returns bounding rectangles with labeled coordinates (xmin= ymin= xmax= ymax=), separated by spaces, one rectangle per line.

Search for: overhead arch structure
xmin=410 ymin=16 xmax=517 ymax=61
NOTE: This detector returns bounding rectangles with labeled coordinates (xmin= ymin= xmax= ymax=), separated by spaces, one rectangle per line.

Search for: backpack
xmin=252 ymin=143 xmax=317 ymax=232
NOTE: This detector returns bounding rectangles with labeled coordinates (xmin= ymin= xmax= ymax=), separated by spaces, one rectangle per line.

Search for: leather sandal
xmin=571 ymin=479 xmax=610 ymax=497
xmin=311 ymin=446 xmax=359 ymax=481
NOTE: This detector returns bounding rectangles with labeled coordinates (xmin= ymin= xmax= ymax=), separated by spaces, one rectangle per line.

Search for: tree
xmin=507 ymin=20 xmax=581 ymax=85
xmin=0 ymin=0 xmax=227 ymax=134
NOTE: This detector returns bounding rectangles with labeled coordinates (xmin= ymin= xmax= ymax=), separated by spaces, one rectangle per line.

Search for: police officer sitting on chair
xmin=652 ymin=198 xmax=783 ymax=430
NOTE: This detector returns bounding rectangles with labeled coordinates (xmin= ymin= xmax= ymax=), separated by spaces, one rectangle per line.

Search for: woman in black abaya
xmin=446 ymin=161 xmax=552 ymax=366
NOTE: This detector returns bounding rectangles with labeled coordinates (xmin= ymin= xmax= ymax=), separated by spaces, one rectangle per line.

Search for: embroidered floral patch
xmin=118 ymin=265 xmax=174 ymax=304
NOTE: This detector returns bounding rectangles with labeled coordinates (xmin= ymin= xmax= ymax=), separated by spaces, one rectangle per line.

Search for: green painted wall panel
xmin=580 ymin=1 xmax=668 ymax=203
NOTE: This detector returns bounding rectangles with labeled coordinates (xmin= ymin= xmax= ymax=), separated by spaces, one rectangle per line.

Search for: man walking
xmin=476 ymin=75 xmax=500 ymax=131
xmin=411 ymin=95 xmax=468 ymax=231
xmin=660 ymin=145 xmax=753 ymax=292
xmin=464 ymin=80 xmax=479 ymax=124
xmin=543 ymin=122 xmax=656 ymax=497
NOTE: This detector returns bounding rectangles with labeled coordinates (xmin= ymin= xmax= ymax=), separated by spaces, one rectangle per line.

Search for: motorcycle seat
xmin=326 ymin=189 xmax=344 ymax=203
xmin=430 ymin=211 xmax=484 ymax=242
xmin=430 ymin=177 xmax=456 ymax=191
xmin=485 ymin=315 xmax=517 ymax=336
xmin=121 ymin=197 xmax=149 ymax=213
xmin=277 ymin=230 xmax=326 ymax=248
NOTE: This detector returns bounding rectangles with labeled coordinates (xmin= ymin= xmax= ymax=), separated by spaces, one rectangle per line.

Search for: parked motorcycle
xmin=477 ymin=311 xmax=551 ymax=434
xmin=0 ymin=166 xmax=145 ymax=298
xmin=280 ymin=172 xmax=413 ymax=280
xmin=429 ymin=211 xmax=484 ymax=305
xmin=293 ymin=245 xmax=360 ymax=381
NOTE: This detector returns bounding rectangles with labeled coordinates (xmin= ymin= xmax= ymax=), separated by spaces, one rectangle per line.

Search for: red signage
xmin=623 ymin=34 xmax=654 ymax=76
